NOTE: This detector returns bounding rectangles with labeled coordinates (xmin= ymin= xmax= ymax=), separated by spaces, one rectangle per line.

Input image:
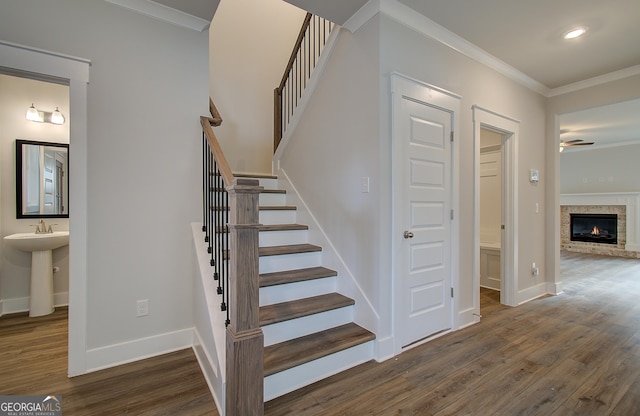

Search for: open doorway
xmin=473 ymin=106 xmax=520 ymax=318
xmin=479 ymin=128 xmax=503 ymax=314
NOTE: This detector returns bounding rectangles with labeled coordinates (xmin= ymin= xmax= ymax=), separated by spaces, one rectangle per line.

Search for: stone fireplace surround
xmin=561 ymin=193 xmax=640 ymax=258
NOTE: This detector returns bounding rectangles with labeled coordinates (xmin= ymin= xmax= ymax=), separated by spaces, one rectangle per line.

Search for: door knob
xmin=403 ymin=230 xmax=414 ymax=239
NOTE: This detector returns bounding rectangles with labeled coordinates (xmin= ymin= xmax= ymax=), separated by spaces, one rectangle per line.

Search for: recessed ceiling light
xmin=563 ymin=26 xmax=588 ymax=40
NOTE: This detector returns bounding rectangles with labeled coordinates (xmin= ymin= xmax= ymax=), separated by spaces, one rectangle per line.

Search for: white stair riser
xmin=264 ymin=341 xmax=374 ymax=401
xmin=259 ymin=229 xmax=308 ymax=246
xmin=207 ymin=228 xmax=308 ymax=248
xmin=259 ymin=193 xmax=287 ymax=206
xmin=260 ymin=276 xmax=337 ymax=306
xmin=259 ymin=251 xmax=321 ymax=274
xmin=256 ymin=178 xmax=279 ymax=190
xmin=262 ymin=305 xmax=353 ymax=346
xmin=260 ymin=210 xmax=297 ymax=225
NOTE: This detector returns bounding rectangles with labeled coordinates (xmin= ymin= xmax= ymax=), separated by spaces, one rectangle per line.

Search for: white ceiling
xmin=143 ymin=0 xmax=640 ymax=148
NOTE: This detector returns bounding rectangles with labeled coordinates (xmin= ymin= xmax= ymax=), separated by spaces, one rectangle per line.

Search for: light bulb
xmin=26 ymin=104 xmax=42 ymax=122
xmin=51 ymin=107 xmax=65 ymax=125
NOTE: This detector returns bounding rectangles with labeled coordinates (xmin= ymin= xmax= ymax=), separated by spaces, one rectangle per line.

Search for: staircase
xmin=233 ymin=174 xmax=375 ymax=401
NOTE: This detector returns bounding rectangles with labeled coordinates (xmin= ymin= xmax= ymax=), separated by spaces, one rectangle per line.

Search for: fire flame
xmin=591 ymin=226 xmax=600 ymax=235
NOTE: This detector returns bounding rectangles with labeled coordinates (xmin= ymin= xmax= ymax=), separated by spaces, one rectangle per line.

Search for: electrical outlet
xmin=136 ymin=299 xmax=149 ymax=317
xmin=531 ymin=263 xmax=540 ymax=277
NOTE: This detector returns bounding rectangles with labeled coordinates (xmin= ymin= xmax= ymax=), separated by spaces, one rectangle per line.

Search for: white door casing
xmin=472 ymin=106 xmax=519 ymax=310
xmin=392 ymin=73 xmax=460 ymax=353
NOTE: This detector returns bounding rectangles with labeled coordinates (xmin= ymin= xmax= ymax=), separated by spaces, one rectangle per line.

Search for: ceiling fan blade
xmin=565 ymin=142 xmax=595 ymax=146
xmin=562 ymin=139 xmax=585 ymax=144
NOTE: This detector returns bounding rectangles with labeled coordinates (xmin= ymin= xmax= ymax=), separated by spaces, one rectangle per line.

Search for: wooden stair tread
xmin=264 ymin=323 xmax=375 ymax=376
xmin=259 ymin=224 xmax=308 ymax=232
xmin=234 ymin=173 xmax=278 ymax=179
xmin=260 ymin=266 xmax=337 ymax=287
xmin=211 ymin=187 xmax=286 ymax=194
xmin=259 ymin=243 xmax=321 ymax=257
xmin=260 ymin=293 xmax=354 ymax=326
xmin=210 ymin=205 xmax=296 ymax=211
xmin=216 ymin=224 xmax=308 ymax=234
xmin=223 ymin=243 xmax=321 ymax=260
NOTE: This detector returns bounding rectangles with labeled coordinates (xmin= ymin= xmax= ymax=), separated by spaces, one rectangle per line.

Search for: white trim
xmin=548 ymin=65 xmax=640 ymax=97
xmin=346 ymin=1 xmax=638 ymax=97
xmin=0 ymin=41 xmax=91 ymax=377
xmin=272 ymin=26 xmax=341 ymax=169
xmin=472 ymin=105 xmax=520 ymax=308
xmin=380 ymin=0 xmax=549 ymax=96
xmin=192 ymin=332 xmax=225 ymax=414
xmin=85 ymin=328 xmax=194 ymax=372
xmin=104 ymin=0 xmax=210 ymax=32
xmin=343 ymin=0 xmax=380 ymax=33
xmin=517 ymin=282 xmax=548 ymax=305
xmin=391 ymin=72 xmax=461 ymax=355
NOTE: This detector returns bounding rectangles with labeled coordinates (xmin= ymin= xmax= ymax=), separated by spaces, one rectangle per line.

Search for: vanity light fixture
xmin=25 ymin=104 xmax=65 ymax=125
xmin=563 ymin=26 xmax=588 ymax=40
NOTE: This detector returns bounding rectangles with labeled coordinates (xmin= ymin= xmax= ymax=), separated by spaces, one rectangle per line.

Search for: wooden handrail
xmin=277 ymin=13 xmax=312 ymax=91
xmin=209 ymin=97 xmax=223 ymax=127
xmin=200 ymin=116 xmax=234 ymax=186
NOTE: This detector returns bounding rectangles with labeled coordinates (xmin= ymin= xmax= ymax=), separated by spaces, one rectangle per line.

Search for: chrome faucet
xmin=35 ymin=219 xmax=53 ymax=234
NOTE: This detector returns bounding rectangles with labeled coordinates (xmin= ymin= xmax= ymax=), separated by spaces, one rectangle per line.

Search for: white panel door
xmin=397 ymin=96 xmax=453 ymax=348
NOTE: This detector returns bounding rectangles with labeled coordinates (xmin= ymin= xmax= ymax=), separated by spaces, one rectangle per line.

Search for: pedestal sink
xmin=4 ymin=231 xmax=69 ymax=317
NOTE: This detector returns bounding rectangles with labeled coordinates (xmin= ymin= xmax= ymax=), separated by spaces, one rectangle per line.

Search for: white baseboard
xmin=517 ymin=282 xmax=549 ymax=305
xmin=374 ymin=336 xmax=395 ymax=362
xmin=85 ymin=328 xmax=194 ymax=373
xmin=457 ymin=307 xmax=480 ymax=329
xmin=0 ymin=292 xmax=69 ymax=316
xmin=547 ymin=280 xmax=563 ymax=295
xmin=1 ymin=296 xmax=29 ymax=315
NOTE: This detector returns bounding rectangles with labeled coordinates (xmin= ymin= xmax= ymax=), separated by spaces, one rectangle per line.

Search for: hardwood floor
xmin=2 ymin=251 xmax=639 ymax=415
xmin=266 ymin=251 xmax=640 ymax=415
xmin=0 ymin=308 xmax=218 ymax=415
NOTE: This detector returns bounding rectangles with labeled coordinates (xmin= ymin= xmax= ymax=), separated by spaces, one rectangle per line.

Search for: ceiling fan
xmin=559 ymin=139 xmax=594 ymax=151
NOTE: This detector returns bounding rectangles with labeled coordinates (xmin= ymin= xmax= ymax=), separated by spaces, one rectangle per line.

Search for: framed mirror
xmin=16 ymin=139 xmax=69 ymax=218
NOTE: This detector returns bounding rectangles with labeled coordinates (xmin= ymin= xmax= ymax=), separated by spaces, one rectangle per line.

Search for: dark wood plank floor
xmin=1 ymin=251 xmax=639 ymax=415
xmin=0 ymin=308 xmax=218 ymax=415
xmin=266 ymin=251 xmax=640 ymax=415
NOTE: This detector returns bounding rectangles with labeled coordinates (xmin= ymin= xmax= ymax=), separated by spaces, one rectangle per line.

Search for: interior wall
xmin=0 ymin=74 xmax=70 ymax=314
xmin=278 ymin=18 xmax=383 ymax=333
xmin=0 ymin=0 xmax=208 ymax=366
xmin=209 ymin=0 xmax=306 ymax=174
xmin=380 ymin=15 xmax=547 ymax=319
xmin=560 ymin=143 xmax=640 ymax=193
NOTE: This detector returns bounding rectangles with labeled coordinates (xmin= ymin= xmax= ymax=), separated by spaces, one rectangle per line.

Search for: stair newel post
xmin=225 ymin=177 xmax=264 ymax=416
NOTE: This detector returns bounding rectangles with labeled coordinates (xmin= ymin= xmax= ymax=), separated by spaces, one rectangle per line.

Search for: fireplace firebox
xmin=570 ymin=213 xmax=617 ymax=245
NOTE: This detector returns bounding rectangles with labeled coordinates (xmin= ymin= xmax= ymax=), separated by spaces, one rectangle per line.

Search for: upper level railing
xmin=274 ymin=13 xmax=335 ymax=151
xmin=200 ymin=103 xmax=264 ymax=415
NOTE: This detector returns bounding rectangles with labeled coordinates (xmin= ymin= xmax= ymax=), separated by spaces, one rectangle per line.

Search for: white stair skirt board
xmin=259 ymin=276 xmax=337 ymax=306
xmin=262 ymin=306 xmax=353 ymax=346
xmin=259 ymin=210 xmax=297 ymax=225
xmin=259 ymin=229 xmax=309 ymax=247
xmin=264 ymin=341 xmax=374 ymax=402
xmin=259 ymin=251 xmax=322 ymax=274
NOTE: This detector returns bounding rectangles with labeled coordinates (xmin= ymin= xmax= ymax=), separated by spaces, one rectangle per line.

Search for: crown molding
xmin=344 ymin=0 xmax=551 ymax=96
xmin=548 ymin=65 xmax=640 ymax=97
xmin=104 ymin=0 xmax=210 ymax=32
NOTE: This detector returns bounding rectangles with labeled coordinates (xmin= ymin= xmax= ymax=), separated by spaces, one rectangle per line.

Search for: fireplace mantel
xmin=560 ymin=192 xmax=640 ymax=252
